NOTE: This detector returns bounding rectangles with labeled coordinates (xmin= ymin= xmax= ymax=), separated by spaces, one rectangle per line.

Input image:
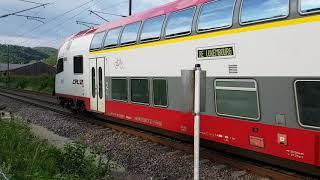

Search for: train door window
xmin=240 ymin=0 xmax=289 ymax=25
xmin=197 ymin=0 xmax=236 ymax=32
xmin=112 ymin=78 xmax=128 ymax=101
xmin=104 ymin=27 xmax=122 ymax=48
xmin=153 ymin=79 xmax=168 ymax=107
xmin=299 ymin=0 xmax=320 ymax=14
xmin=57 ymin=58 xmax=64 ymax=74
xmin=90 ymin=31 xmax=105 ymax=51
xmin=165 ymin=6 xmax=196 ymax=38
xmin=215 ymin=79 xmax=260 ymax=120
xmin=131 ymin=79 xmax=149 ymax=104
xmin=98 ymin=67 xmax=103 ymax=99
xmin=91 ymin=67 xmax=95 ymax=98
xmin=140 ymin=15 xmax=165 ymax=42
xmin=120 ymin=22 xmax=141 ymax=45
xmin=295 ymin=81 xmax=320 ymax=128
xmin=73 ymin=56 xmax=83 ymax=74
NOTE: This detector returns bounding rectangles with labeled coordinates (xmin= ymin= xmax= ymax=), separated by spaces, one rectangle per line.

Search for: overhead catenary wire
xmin=18 ymin=0 xmax=45 ymax=5
xmin=0 ymin=3 xmax=50 ymax=18
xmin=25 ymin=0 xmax=128 ymax=47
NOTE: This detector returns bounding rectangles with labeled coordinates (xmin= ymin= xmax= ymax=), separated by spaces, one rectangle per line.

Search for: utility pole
xmin=129 ymin=0 xmax=132 ymax=16
xmin=6 ymin=44 xmax=10 ymax=87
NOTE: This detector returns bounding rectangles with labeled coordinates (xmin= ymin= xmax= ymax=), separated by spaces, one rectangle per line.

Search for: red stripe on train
xmin=55 ymin=93 xmax=320 ymax=166
xmin=106 ymin=100 xmax=320 ymax=166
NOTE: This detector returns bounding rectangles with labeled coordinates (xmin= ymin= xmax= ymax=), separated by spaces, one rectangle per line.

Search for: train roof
xmin=66 ymin=0 xmax=209 ymax=42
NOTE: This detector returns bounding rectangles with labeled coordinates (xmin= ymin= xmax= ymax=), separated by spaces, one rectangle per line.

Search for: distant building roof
xmin=0 ymin=62 xmax=44 ymax=72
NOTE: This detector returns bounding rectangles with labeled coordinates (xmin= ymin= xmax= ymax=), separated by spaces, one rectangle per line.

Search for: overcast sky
xmin=0 ymin=0 xmax=175 ymax=48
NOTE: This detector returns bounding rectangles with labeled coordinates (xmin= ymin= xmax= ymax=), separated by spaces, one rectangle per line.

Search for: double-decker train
xmin=55 ymin=0 xmax=320 ymax=176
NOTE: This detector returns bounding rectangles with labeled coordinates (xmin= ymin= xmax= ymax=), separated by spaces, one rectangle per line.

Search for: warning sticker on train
xmin=197 ymin=44 xmax=235 ymax=60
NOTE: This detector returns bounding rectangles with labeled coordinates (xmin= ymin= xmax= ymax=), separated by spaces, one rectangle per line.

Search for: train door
xmin=89 ymin=57 xmax=106 ymax=113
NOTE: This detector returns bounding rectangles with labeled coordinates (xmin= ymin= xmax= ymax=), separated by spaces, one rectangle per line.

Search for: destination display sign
xmin=197 ymin=45 xmax=235 ymax=60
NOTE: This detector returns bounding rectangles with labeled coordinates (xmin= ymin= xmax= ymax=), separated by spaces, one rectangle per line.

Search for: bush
xmin=0 ymin=120 xmax=112 ymax=179
xmin=0 ymin=75 xmax=54 ymax=93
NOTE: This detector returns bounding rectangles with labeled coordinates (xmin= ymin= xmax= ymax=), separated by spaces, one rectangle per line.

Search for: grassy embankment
xmin=0 ymin=119 xmax=111 ymax=179
xmin=0 ymin=75 xmax=54 ymax=94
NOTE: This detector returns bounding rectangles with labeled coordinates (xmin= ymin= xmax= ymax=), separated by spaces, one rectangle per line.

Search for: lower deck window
xmin=112 ymin=78 xmax=127 ymax=101
xmin=153 ymin=79 xmax=168 ymax=107
xmin=131 ymin=79 xmax=149 ymax=104
xmin=295 ymin=81 xmax=320 ymax=128
xmin=215 ymin=79 xmax=260 ymax=120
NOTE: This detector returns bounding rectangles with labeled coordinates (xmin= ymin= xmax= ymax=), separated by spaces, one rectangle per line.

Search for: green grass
xmin=0 ymin=75 xmax=54 ymax=94
xmin=0 ymin=120 xmax=111 ymax=180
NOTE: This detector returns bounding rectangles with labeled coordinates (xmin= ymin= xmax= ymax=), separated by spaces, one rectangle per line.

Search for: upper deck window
xmin=295 ymin=80 xmax=320 ymax=128
xmin=104 ymin=27 xmax=122 ymax=48
xmin=300 ymin=0 xmax=320 ymax=14
xmin=120 ymin=22 xmax=141 ymax=45
xmin=197 ymin=0 xmax=236 ymax=32
xmin=165 ymin=7 xmax=196 ymax=38
xmin=90 ymin=32 xmax=105 ymax=51
xmin=240 ymin=0 xmax=289 ymax=25
xmin=140 ymin=15 xmax=165 ymax=42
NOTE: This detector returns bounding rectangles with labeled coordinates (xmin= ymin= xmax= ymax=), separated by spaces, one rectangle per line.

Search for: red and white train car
xmin=55 ymin=0 xmax=320 ymax=175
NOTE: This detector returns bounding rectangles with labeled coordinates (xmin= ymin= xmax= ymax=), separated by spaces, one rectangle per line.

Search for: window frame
xmin=196 ymin=0 xmax=237 ymax=33
xmin=214 ymin=79 xmax=261 ymax=121
xmin=140 ymin=15 xmax=166 ymax=43
xmin=152 ymin=78 xmax=168 ymax=108
xmin=73 ymin=55 xmax=83 ymax=74
xmin=130 ymin=78 xmax=150 ymax=105
xmin=90 ymin=31 xmax=106 ymax=51
xmin=294 ymin=80 xmax=320 ymax=130
xmin=164 ymin=6 xmax=197 ymax=39
xmin=103 ymin=27 xmax=123 ymax=49
xmin=298 ymin=0 xmax=320 ymax=15
xmin=111 ymin=77 xmax=128 ymax=102
xmin=120 ymin=21 xmax=142 ymax=46
xmin=239 ymin=0 xmax=290 ymax=26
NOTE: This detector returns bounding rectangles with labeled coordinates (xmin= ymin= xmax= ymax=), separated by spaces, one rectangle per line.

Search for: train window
xmin=120 ymin=22 xmax=141 ymax=45
xmin=131 ymin=79 xmax=149 ymax=104
xmin=73 ymin=56 xmax=83 ymax=74
xmin=99 ymin=67 xmax=103 ymax=99
xmin=90 ymin=31 xmax=105 ymax=51
xmin=140 ymin=15 xmax=165 ymax=42
xmin=295 ymin=81 xmax=320 ymax=128
xmin=56 ymin=58 xmax=64 ymax=74
xmin=240 ymin=0 xmax=289 ymax=25
xmin=215 ymin=79 xmax=260 ymax=120
xmin=104 ymin=27 xmax=122 ymax=48
xmin=91 ymin=67 xmax=95 ymax=98
xmin=197 ymin=0 xmax=236 ymax=32
xmin=300 ymin=0 xmax=320 ymax=14
xmin=112 ymin=78 xmax=128 ymax=101
xmin=153 ymin=79 xmax=168 ymax=107
xmin=165 ymin=7 xmax=196 ymax=38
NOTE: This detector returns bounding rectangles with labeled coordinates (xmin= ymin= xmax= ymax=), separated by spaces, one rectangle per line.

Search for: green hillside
xmin=0 ymin=44 xmax=57 ymax=65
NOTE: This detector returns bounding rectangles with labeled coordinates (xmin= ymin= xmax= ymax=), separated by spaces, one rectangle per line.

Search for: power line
xmin=18 ymin=0 xmax=45 ymax=5
xmin=0 ymin=3 xmax=50 ymax=18
xmin=26 ymin=0 xmax=128 ymax=47
xmin=89 ymin=10 xmax=127 ymax=18
xmin=89 ymin=10 xmax=109 ymax=22
xmin=15 ymin=0 xmax=94 ymax=39
xmin=19 ymin=0 xmax=101 ymax=46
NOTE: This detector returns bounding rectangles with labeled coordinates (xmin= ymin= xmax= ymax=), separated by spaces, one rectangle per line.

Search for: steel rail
xmin=0 ymin=88 xmax=314 ymax=180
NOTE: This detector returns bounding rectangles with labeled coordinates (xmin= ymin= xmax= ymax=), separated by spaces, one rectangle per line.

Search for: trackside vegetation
xmin=0 ymin=119 xmax=112 ymax=179
xmin=0 ymin=75 xmax=54 ymax=93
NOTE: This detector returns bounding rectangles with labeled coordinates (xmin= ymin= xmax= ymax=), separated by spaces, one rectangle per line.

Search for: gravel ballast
xmin=0 ymin=95 xmax=264 ymax=180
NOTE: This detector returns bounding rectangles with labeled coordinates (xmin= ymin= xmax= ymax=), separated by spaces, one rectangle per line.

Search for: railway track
xmin=0 ymin=87 xmax=315 ymax=179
